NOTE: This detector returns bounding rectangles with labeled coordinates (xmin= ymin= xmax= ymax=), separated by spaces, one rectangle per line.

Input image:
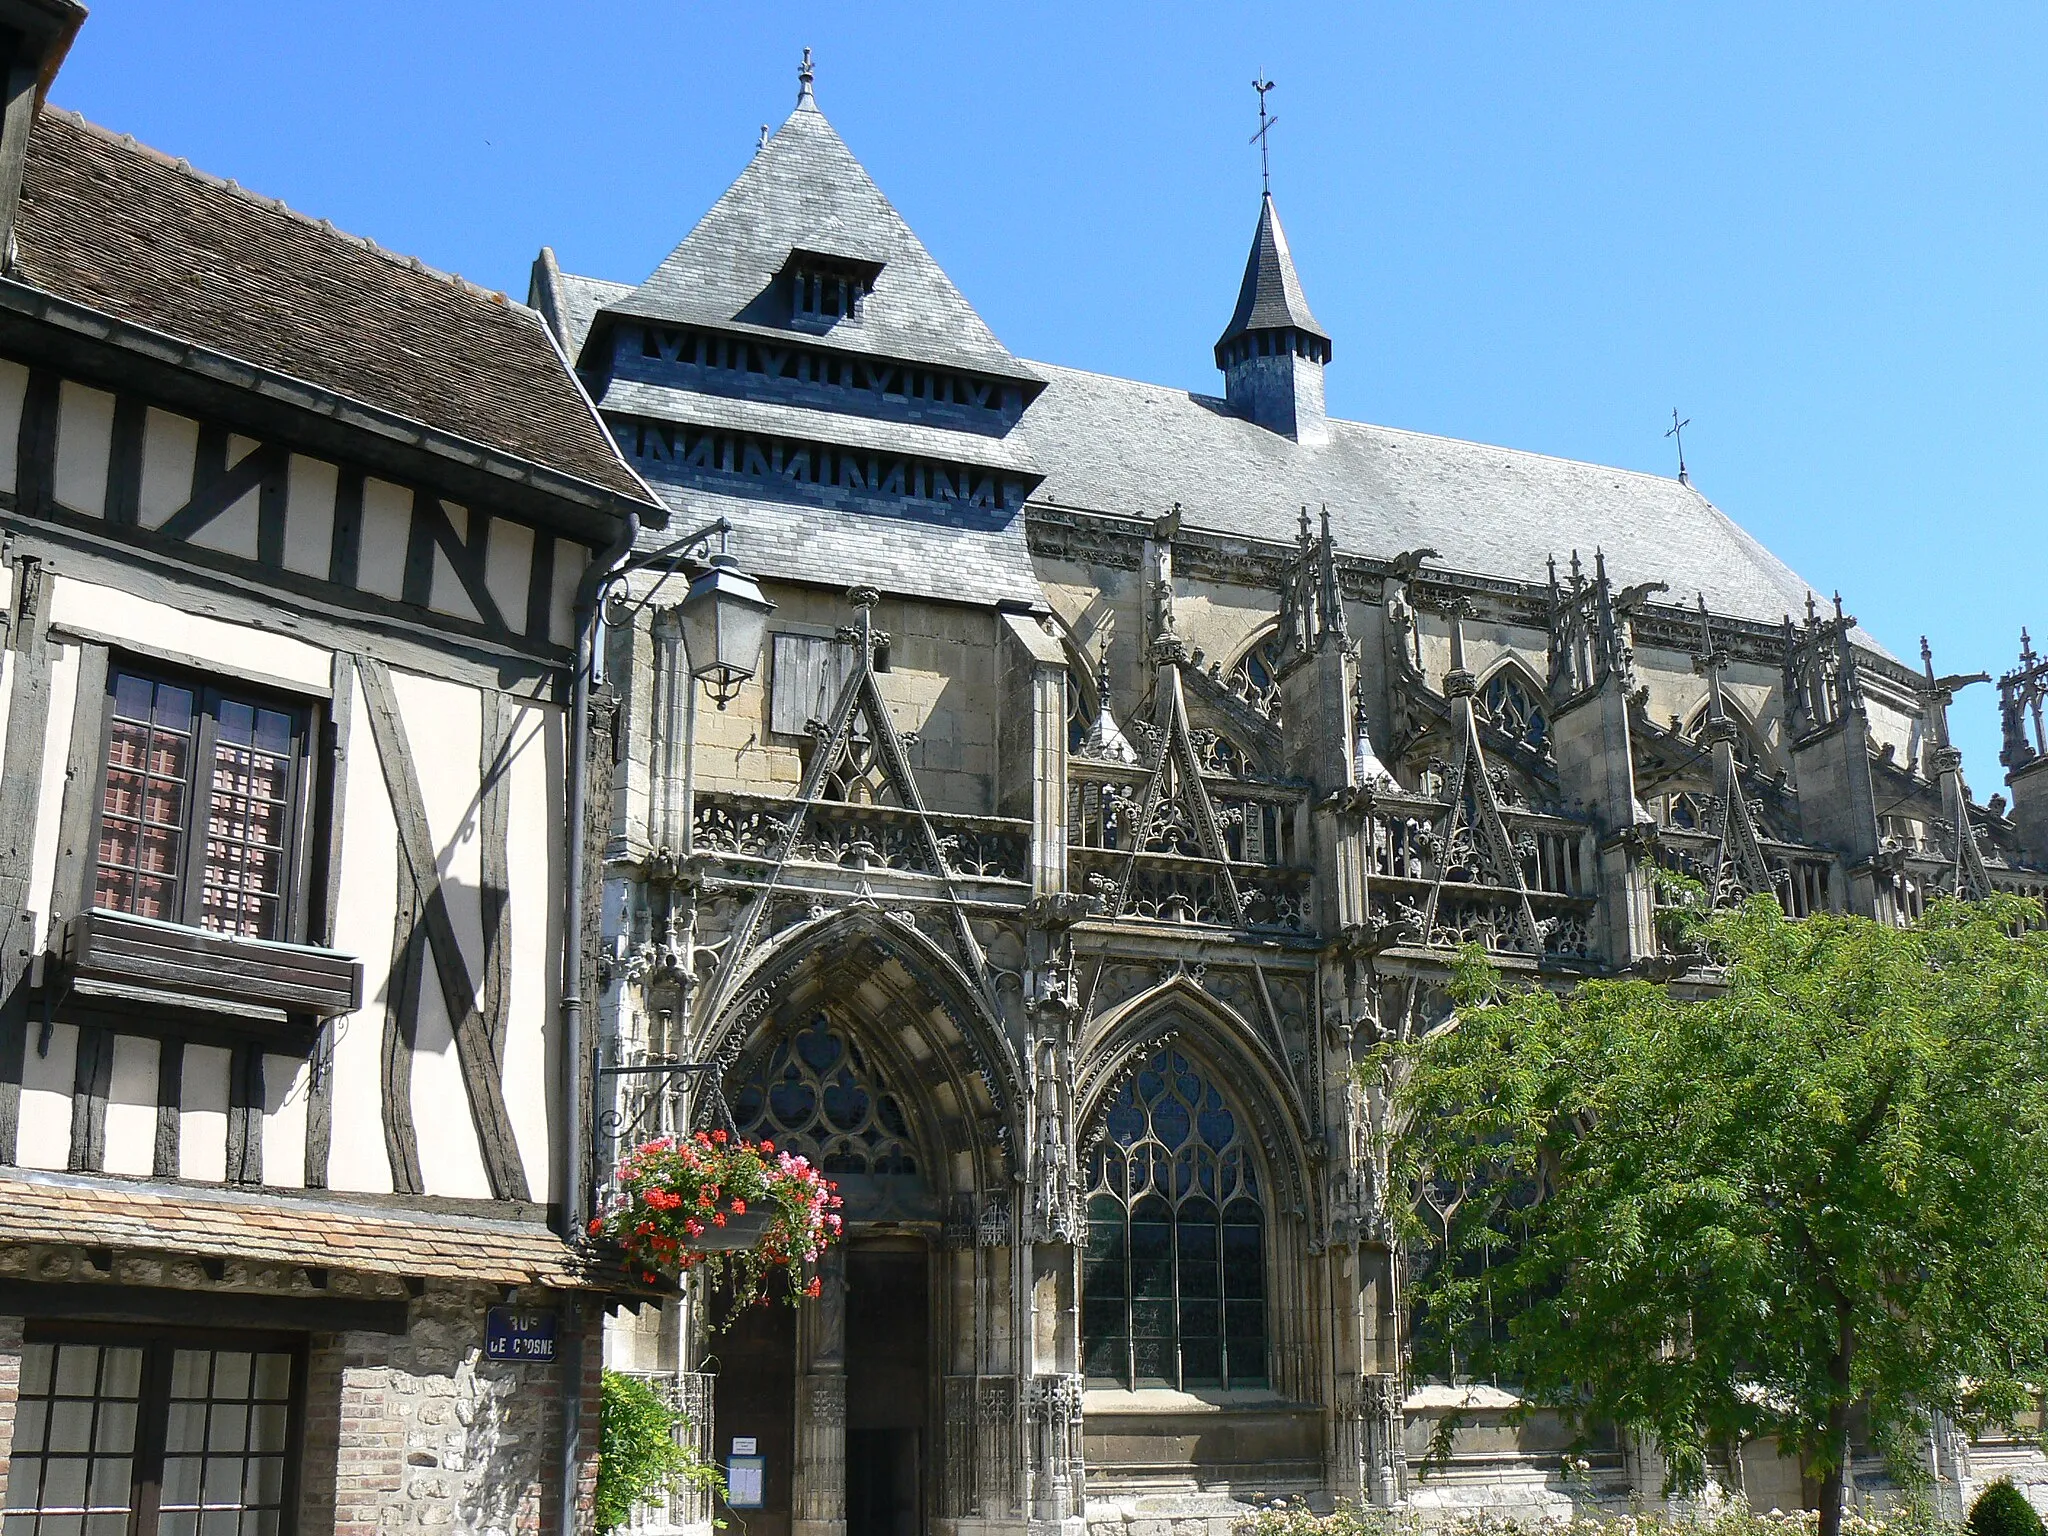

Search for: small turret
xmin=1215 ymin=193 xmax=1331 ymax=445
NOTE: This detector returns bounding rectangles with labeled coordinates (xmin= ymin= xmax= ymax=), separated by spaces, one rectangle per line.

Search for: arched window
xmin=1226 ymin=630 xmax=1285 ymax=722
xmin=1481 ymin=669 xmax=1548 ymax=753
xmin=1081 ymin=1044 xmax=1266 ymax=1390
xmin=729 ymin=1013 xmax=918 ymax=1176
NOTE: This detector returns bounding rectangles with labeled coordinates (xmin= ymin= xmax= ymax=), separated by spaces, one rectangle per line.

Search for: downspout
xmin=560 ymin=507 xmax=641 ymax=1536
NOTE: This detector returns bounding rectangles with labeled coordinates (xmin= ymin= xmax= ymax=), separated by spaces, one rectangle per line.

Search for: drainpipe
xmin=560 ymin=508 xmax=641 ymax=1535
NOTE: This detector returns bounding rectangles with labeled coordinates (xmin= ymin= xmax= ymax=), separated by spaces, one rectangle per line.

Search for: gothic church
xmin=543 ymin=54 xmax=2048 ymax=1536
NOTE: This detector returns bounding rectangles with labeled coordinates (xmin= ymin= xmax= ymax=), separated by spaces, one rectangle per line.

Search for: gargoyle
xmin=1614 ymin=579 xmax=1670 ymax=615
xmin=1385 ymin=547 xmax=1440 ymax=584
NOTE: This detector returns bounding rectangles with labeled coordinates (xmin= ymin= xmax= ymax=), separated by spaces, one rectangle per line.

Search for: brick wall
xmin=0 ymin=1316 xmax=21 ymax=1512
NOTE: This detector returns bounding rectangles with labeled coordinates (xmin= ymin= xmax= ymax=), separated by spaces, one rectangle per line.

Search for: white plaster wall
xmin=188 ymin=484 xmax=261 ymax=560
xmin=53 ymin=382 xmax=113 ymax=517
xmin=103 ymin=1033 xmax=160 ymax=1178
xmin=357 ymin=477 xmax=411 ymax=600
xmin=390 ymin=666 xmax=491 ymax=1199
xmin=326 ymin=676 xmax=399 ymax=1195
xmin=282 ymin=455 xmax=338 ymax=581
xmin=262 ymin=1054 xmax=309 ymax=1188
xmin=16 ymin=1021 xmax=77 ymax=1170
xmin=138 ymin=408 xmax=199 ymax=530
xmin=484 ymin=518 xmax=535 ymax=634
xmin=503 ymin=699 xmax=563 ymax=1202
xmin=549 ymin=539 xmax=583 ymax=648
xmin=427 ymin=503 xmax=483 ymax=625
xmin=25 ymin=644 xmax=80 ymax=943
xmin=49 ymin=575 xmax=332 ymax=692
xmin=179 ymin=1042 xmax=231 ymax=1182
xmin=0 ymin=358 xmax=28 ymax=493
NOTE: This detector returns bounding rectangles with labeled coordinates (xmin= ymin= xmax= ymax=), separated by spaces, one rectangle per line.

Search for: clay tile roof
xmin=0 ymin=1173 xmax=655 ymax=1295
xmin=12 ymin=108 xmax=655 ymax=508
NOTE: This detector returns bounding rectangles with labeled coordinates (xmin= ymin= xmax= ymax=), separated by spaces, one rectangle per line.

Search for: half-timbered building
xmin=545 ymin=57 xmax=2048 ymax=1536
xmin=0 ymin=8 xmax=666 ymax=1532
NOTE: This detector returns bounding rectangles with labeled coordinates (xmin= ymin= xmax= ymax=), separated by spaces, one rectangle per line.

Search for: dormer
xmin=783 ymin=247 xmax=884 ymax=332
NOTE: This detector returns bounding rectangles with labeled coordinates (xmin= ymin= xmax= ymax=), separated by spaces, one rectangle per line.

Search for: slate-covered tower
xmin=1215 ymin=193 xmax=1331 ymax=445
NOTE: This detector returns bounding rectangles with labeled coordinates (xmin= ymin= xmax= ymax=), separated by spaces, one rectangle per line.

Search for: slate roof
xmin=601 ymin=90 xmax=1038 ymax=387
xmin=530 ymin=247 xmax=632 ymax=365
xmin=637 ymin=481 xmax=1044 ymax=612
xmin=598 ymin=378 xmax=1042 ymax=477
xmin=1216 ymin=193 xmax=1329 ymax=358
xmin=0 ymin=1171 xmax=650 ymax=1293
xmin=14 ymin=108 xmax=654 ymax=506
xmin=1019 ymin=362 xmax=1848 ymax=634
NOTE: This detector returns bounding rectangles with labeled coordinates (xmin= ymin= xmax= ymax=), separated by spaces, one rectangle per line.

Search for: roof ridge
xmin=1022 ymin=357 xmax=1694 ymax=493
xmin=40 ymin=104 xmax=521 ymax=309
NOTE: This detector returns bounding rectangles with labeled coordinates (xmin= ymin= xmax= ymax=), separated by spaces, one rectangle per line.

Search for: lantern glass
xmin=677 ymin=553 xmax=774 ymax=709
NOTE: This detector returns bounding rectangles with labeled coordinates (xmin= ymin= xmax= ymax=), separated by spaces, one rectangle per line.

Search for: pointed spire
xmin=796 ymin=46 xmax=816 ymax=109
xmin=1081 ymin=643 xmax=1138 ymax=764
xmin=1215 ymin=194 xmax=1330 ymax=362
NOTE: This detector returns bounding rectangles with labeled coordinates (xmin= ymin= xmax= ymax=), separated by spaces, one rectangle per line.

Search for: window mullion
xmin=1168 ymin=1196 xmax=1183 ymax=1392
xmin=133 ymin=1338 xmax=172 ymax=1536
xmin=182 ymin=696 xmax=222 ymax=932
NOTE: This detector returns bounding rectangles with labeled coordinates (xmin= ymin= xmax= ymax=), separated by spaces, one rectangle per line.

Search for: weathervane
xmin=1251 ymin=74 xmax=1279 ymax=196
xmin=1665 ymin=408 xmax=1691 ymax=487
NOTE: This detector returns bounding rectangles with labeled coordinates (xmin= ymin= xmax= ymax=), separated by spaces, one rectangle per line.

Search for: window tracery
xmin=1081 ymin=1044 xmax=1266 ymax=1390
xmin=729 ymin=1013 xmax=919 ymax=1176
xmin=1224 ymin=630 xmax=1285 ymax=722
xmin=1480 ymin=668 xmax=1548 ymax=754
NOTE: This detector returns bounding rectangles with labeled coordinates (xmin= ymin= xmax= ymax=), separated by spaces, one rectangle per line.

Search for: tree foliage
xmin=1970 ymin=1482 xmax=2046 ymax=1536
xmin=1382 ymin=895 xmax=2048 ymax=1536
xmin=595 ymin=1368 xmax=724 ymax=1535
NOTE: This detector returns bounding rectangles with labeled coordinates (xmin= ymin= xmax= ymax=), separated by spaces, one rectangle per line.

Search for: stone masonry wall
xmin=306 ymin=1282 xmax=603 ymax=1536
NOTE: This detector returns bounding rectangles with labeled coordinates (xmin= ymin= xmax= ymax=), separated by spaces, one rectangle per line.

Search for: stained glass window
xmin=1081 ymin=1044 xmax=1266 ymax=1390
xmin=729 ymin=1014 xmax=918 ymax=1176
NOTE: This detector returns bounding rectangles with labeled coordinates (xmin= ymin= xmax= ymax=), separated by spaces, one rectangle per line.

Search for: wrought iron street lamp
xmin=675 ymin=550 xmax=774 ymax=709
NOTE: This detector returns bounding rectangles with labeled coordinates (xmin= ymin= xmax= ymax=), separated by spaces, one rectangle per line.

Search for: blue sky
xmin=54 ymin=3 xmax=2048 ymax=781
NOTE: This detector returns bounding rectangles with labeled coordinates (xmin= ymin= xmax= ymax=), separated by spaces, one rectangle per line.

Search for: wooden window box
xmin=58 ymin=907 xmax=363 ymax=1022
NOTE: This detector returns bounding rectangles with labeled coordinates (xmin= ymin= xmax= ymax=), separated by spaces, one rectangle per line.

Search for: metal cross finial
xmin=1665 ymin=408 xmax=1691 ymax=486
xmin=1251 ymin=74 xmax=1279 ymax=196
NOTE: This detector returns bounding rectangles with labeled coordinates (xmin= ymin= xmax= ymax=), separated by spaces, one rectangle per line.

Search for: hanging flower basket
xmin=591 ymin=1130 xmax=843 ymax=1308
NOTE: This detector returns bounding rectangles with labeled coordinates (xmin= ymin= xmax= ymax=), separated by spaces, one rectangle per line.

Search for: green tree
xmin=1382 ymin=895 xmax=2048 ymax=1536
xmin=595 ymin=1368 xmax=724 ymax=1535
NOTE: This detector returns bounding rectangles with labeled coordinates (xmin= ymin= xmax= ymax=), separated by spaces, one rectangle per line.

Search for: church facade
xmin=539 ymin=56 xmax=2048 ymax=1536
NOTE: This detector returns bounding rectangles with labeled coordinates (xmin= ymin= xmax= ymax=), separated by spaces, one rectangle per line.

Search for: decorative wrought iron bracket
xmin=590 ymin=1054 xmax=735 ymax=1208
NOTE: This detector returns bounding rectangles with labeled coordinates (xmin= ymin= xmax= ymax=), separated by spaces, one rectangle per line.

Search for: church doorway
xmin=845 ymin=1238 xmax=929 ymax=1536
xmin=712 ymin=1293 xmax=797 ymax=1536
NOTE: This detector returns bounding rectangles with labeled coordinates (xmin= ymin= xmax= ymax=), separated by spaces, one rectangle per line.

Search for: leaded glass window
xmin=1082 ymin=1044 xmax=1266 ymax=1390
xmin=95 ymin=669 xmax=307 ymax=942
xmin=729 ymin=1014 xmax=918 ymax=1176
xmin=5 ymin=1331 xmax=297 ymax=1536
